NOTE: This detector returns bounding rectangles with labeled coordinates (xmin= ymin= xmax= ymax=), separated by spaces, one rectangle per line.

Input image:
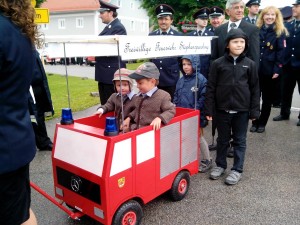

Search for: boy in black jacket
xmin=205 ymin=28 xmax=260 ymax=185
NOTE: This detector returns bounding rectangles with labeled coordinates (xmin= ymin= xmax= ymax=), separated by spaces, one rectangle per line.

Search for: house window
xmin=41 ymin=23 xmax=49 ymax=30
xmin=58 ymin=19 xmax=66 ymax=29
xmin=130 ymin=1 xmax=134 ymax=9
xmin=141 ymin=22 xmax=145 ymax=32
xmin=76 ymin=17 xmax=84 ymax=28
xmin=130 ymin=21 xmax=135 ymax=31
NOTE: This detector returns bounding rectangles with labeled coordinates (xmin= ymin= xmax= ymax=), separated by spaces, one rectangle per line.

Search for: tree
xmin=36 ymin=0 xmax=46 ymax=8
xmin=141 ymin=0 xmax=226 ymax=32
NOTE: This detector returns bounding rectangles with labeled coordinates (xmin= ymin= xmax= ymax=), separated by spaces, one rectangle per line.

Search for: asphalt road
xmin=29 ymin=65 xmax=300 ymax=225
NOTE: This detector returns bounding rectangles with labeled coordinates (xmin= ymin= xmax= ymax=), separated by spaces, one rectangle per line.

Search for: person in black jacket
xmin=273 ymin=0 xmax=300 ymax=126
xmin=249 ymin=6 xmax=287 ymax=133
xmin=205 ymin=28 xmax=260 ymax=185
xmin=29 ymin=51 xmax=54 ymax=151
xmin=149 ymin=4 xmax=182 ymax=100
xmin=95 ymin=0 xmax=127 ymax=104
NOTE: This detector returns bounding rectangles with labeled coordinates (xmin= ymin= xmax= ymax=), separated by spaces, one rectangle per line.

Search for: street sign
xmin=31 ymin=0 xmax=36 ymax=7
xmin=35 ymin=8 xmax=49 ymax=24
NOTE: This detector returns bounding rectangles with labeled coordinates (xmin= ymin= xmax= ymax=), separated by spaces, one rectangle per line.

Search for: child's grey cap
xmin=129 ymin=62 xmax=160 ymax=80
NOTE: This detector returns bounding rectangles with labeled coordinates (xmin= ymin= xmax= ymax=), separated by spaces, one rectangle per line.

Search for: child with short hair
xmin=205 ymin=28 xmax=260 ymax=185
xmin=174 ymin=55 xmax=212 ymax=173
xmin=122 ymin=62 xmax=176 ymax=131
xmin=95 ymin=68 xmax=136 ymax=131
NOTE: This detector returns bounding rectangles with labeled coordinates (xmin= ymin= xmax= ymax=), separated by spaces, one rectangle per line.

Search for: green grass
xmin=47 ymin=74 xmax=99 ymax=119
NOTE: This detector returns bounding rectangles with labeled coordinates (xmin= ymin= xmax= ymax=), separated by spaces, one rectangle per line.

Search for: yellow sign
xmin=31 ymin=0 xmax=36 ymax=7
xmin=35 ymin=8 xmax=49 ymax=24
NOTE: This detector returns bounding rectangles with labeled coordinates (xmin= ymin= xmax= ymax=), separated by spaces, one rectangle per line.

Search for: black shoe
xmin=249 ymin=125 xmax=257 ymax=132
xmin=273 ymin=115 xmax=289 ymax=121
xmin=39 ymin=143 xmax=53 ymax=151
xmin=257 ymin=126 xmax=265 ymax=133
xmin=297 ymin=120 xmax=300 ymax=126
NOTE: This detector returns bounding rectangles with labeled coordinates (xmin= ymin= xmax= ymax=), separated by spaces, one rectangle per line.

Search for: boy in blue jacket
xmin=174 ymin=55 xmax=212 ymax=173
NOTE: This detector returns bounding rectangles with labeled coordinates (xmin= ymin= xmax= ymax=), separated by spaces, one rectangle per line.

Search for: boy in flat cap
xmin=95 ymin=0 xmax=127 ymax=105
xmin=243 ymin=0 xmax=261 ymax=24
xmin=121 ymin=62 xmax=176 ymax=131
xmin=149 ymin=4 xmax=182 ymax=100
xmin=188 ymin=7 xmax=214 ymax=78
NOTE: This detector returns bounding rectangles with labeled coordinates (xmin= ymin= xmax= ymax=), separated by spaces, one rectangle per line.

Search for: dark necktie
xmin=251 ymin=19 xmax=255 ymax=24
xmin=230 ymin=23 xmax=237 ymax=30
xmin=161 ymin=31 xmax=167 ymax=35
xmin=198 ymin=30 xmax=202 ymax=36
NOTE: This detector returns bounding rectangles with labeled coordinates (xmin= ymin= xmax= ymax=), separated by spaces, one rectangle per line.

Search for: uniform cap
xmin=280 ymin=6 xmax=293 ymax=20
xmin=99 ymin=0 xmax=119 ymax=13
xmin=155 ymin=4 xmax=175 ymax=18
xmin=209 ymin=6 xmax=224 ymax=17
xmin=193 ymin=7 xmax=210 ymax=20
xmin=129 ymin=62 xmax=160 ymax=80
xmin=246 ymin=0 xmax=261 ymax=7
xmin=292 ymin=0 xmax=300 ymax=5
xmin=112 ymin=68 xmax=134 ymax=88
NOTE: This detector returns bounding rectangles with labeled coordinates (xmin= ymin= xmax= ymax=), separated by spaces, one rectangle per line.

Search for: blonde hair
xmin=0 ymin=0 xmax=40 ymax=46
xmin=256 ymin=6 xmax=289 ymax=37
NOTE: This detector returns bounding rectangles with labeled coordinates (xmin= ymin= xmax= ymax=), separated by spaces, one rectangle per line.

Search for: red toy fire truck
xmin=50 ymin=107 xmax=199 ymax=224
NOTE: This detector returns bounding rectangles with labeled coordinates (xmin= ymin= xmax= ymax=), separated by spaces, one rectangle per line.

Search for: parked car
xmin=85 ymin=56 xmax=96 ymax=66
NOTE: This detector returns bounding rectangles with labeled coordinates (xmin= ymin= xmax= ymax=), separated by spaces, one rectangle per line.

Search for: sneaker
xmin=210 ymin=166 xmax=225 ymax=180
xmin=225 ymin=170 xmax=242 ymax=185
xmin=249 ymin=125 xmax=257 ymax=132
xmin=199 ymin=159 xmax=212 ymax=173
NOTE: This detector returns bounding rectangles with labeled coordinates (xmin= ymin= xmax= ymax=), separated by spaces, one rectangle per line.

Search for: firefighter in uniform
xmin=149 ymin=4 xmax=182 ymax=100
xmin=95 ymin=0 xmax=127 ymax=104
xmin=273 ymin=0 xmax=300 ymax=126
xmin=188 ymin=7 xmax=214 ymax=78
xmin=207 ymin=6 xmax=225 ymax=34
xmin=243 ymin=0 xmax=260 ymax=24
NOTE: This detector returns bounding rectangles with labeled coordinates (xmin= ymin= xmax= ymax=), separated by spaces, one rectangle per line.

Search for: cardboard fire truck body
xmin=52 ymin=107 xmax=199 ymax=224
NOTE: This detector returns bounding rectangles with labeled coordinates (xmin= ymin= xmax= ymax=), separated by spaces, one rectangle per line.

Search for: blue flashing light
xmin=104 ymin=117 xmax=119 ymax=136
xmin=60 ymin=108 xmax=74 ymax=125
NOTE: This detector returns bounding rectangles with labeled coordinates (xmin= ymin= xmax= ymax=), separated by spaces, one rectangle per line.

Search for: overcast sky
xmin=243 ymin=0 xmax=295 ymax=9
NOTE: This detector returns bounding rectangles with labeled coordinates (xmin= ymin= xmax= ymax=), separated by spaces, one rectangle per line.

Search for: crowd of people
xmin=1 ymin=0 xmax=299 ymax=223
xmin=95 ymin=0 xmax=300 ymax=186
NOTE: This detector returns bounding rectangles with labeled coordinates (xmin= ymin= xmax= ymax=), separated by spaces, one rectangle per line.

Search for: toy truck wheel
xmin=112 ymin=200 xmax=143 ymax=225
xmin=169 ymin=171 xmax=190 ymax=201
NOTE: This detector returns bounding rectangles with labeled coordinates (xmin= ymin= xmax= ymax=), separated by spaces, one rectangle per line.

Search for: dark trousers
xmin=280 ymin=65 xmax=300 ymax=119
xmin=216 ymin=111 xmax=249 ymax=173
xmin=98 ymin=82 xmax=115 ymax=105
xmin=258 ymin=75 xmax=279 ymax=126
xmin=32 ymin=109 xmax=52 ymax=149
xmin=157 ymin=85 xmax=176 ymax=101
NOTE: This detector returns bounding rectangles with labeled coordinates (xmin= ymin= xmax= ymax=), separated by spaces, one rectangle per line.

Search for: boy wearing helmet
xmin=95 ymin=68 xmax=137 ymax=131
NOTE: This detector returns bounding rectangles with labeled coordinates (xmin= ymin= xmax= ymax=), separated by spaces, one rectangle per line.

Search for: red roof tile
xmin=42 ymin=0 xmax=110 ymax=12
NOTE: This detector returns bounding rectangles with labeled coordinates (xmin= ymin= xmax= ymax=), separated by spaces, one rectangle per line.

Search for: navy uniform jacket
xmin=187 ymin=28 xmax=214 ymax=78
xmin=284 ymin=20 xmax=300 ymax=68
xmin=0 ymin=14 xmax=36 ymax=174
xmin=95 ymin=18 xmax=127 ymax=84
xmin=149 ymin=28 xmax=182 ymax=86
xmin=243 ymin=16 xmax=257 ymax=24
xmin=206 ymin=26 xmax=215 ymax=34
xmin=259 ymin=24 xmax=286 ymax=76
xmin=211 ymin=20 xmax=260 ymax=67
xmin=29 ymin=51 xmax=54 ymax=116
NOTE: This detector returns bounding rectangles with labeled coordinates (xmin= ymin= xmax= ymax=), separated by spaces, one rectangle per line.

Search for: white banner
xmin=118 ymin=36 xmax=214 ymax=60
xmin=42 ymin=35 xmax=214 ymax=60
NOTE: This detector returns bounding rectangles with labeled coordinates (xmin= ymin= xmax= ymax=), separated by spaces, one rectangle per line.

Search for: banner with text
xmin=118 ymin=36 xmax=214 ymax=60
